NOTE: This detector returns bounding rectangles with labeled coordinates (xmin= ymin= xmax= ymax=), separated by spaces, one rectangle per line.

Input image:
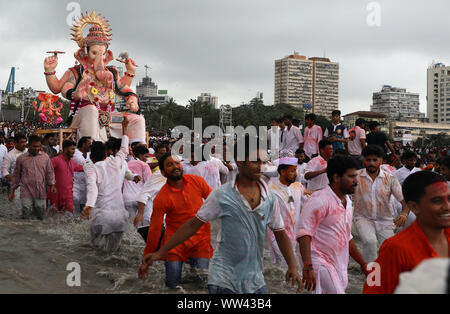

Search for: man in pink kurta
xmin=48 ymin=140 xmax=83 ymax=214
xmin=9 ymin=135 xmax=56 ymax=220
xmin=303 ymin=114 xmax=323 ymax=158
xmin=296 ymin=156 xmax=368 ymax=294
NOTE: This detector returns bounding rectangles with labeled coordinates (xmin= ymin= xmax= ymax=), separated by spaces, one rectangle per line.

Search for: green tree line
xmin=142 ymin=97 xmax=331 ymax=132
xmin=18 ymin=96 xmax=332 ymax=133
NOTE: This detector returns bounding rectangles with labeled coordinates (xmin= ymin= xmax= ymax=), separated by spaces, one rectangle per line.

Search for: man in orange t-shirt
xmin=363 ymin=171 xmax=450 ymax=294
xmin=138 ymin=153 xmax=213 ymax=289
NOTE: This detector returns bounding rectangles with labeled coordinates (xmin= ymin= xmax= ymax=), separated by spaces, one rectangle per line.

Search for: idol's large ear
xmin=104 ymin=50 xmax=114 ymax=64
xmin=74 ymin=48 xmax=89 ymax=65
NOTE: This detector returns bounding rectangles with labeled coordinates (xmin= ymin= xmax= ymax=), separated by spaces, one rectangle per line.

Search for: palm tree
xmin=166 ymin=97 xmax=178 ymax=106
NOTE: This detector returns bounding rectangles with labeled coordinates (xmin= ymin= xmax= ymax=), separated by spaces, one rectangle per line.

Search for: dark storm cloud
xmin=1 ymin=0 xmax=449 ymax=115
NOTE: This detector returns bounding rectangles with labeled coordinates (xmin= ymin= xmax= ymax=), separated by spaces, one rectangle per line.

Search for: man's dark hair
xmin=106 ymin=137 xmax=121 ymax=152
xmin=401 ymin=150 xmax=417 ymax=162
xmin=14 ymin=133 xmax=27 ymax=143
xmin=156 ymin=144 xmax=169 ymax=153
xmin=90 ymin=141 xmax=107 ymax=162
xmin=442 ymin=156 xmax=450 ymax=169
xmin=43 ymin=133 xmax=55 ymax=141
xmin=355 ymin=118 xmax=366 ymax=127
xmin=63 ymin=139 xmax=76 ymax=150
xmin=334 ymin=148 xmax=348 ymax=156
xmin=295 ymin=148 xmax=306 ymax=155
xmin=270 ymin=117 xmax=278 ymax=122
xmin=295 ymin=148 xmax=310 ymax=163
xmin=132 ymin=144 xmax=149 ymax=157
xmin=402 ymin=171 xmax=447 ymax=203
xmin=362 ymin=145 xmax=384 ymax=158
xmin=368 ymin=121 xmax=380 ymax=131
xmin=331 ymin=110 xmax=341 ymax=116
xmin=305 ymin=113 xmax=316 ymax=122
xmin=28 ymin=135 xmax=41 ymax=144
xmin=292 ymin=118 xmax=300 ymax=126
xmin=130 ymin=141 xmax=142 ymax=152
xmin=415 ymin=158 xmax=424 ymax=168
xmin=327 ymin=156 xmax=358 ymax=183
xmin=277 ymin=118 xmax=284 ymax=124
xmin=283 ymin=114 xmax=293 ymax=121
xmin=319 ymin=139 xmax=332 ymax=150
xmin=77 ymin=136 xmax=91 ymax=149
xmin=277 ymin=164 xmax=291 ymax=175
xmin=158 ymin=152 xmax=173 ymax=172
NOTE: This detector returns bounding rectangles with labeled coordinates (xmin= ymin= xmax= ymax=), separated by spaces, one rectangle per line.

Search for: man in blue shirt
xmin=139 ymin=136 xmax=302 ymax=294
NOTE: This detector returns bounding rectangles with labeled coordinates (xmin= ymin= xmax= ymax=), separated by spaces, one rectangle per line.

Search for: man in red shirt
xmin=363 ymin=171 xmax=450 ymax=294
xmin=48 ymin=140 xmax=84 ymax=216
xmin=138 ymin=153 xmax=213 ymax=289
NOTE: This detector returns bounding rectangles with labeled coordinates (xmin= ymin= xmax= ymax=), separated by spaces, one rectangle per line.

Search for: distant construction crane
xmin=5 ymin=67 xmax=15 ymax=94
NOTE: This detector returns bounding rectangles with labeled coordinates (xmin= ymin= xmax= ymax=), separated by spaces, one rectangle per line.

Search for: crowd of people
xmin=0 ymin=120 xmax=61 ymax=140
xmin=0 ymin=111 xmax=449 ymax=294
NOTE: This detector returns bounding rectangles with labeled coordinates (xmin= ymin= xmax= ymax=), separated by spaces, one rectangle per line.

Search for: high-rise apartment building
xmin=274 ymin=53 xmax=313 ymax=111
xmin=427 ymin=62 xmax=450 ymax=124
xmin=197 ymin=93 xmax=218 ymax=109
xmin=274 ymin=52 xmax=339 ymax=117
xmin=372 ymin=85 xmax=424 ymax=121
xmin=310 ymin=57 xmax=339 ymax=117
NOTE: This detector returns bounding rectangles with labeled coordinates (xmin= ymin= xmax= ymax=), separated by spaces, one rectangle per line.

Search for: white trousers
xmin=354 ymin=216 xmax=395 ymax=263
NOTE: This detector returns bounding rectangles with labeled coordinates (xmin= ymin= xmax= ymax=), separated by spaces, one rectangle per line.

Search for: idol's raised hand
xmin=44 ymin=55 xmax=58 ymax=72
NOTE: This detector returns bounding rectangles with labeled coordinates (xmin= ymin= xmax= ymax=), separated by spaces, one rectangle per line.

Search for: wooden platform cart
xmin=35 ymin=128 xmax=78 ymax=146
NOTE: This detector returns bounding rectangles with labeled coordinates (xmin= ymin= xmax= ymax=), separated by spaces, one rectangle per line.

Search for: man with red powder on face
xmin=297 ymin=155 xmax=369 ymax=294
xmin=304 ymin=140 xmax=333 ymax=191
xmin=363 ymin=171 xmax=449 ymax=294
xmin=353 ymin=145 xmax=408 ymax=263
xmin=138 ymin=152 xmax=213 ymax=289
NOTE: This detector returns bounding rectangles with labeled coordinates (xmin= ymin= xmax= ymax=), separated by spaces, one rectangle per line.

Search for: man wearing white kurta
xmin=1 ymin=134 xmax=28 ymax=215
xmin=133 ymin=169 xmax=167 ymax=241
xmin=73 ymin=138 xmax=92 ymax=215
xmin=268 ymin=118 xmax=281 ymax=157
xmin=281 ymin=115 xmax=304 ymax=157
xmin=392 ymin=151 xmax=421 ymax=228
xmin=354 ymin=145 xmax=408 ymax=263
xmin=82 ymin=119 xmax=131 ymax=252
xmin=123 ymin=146 xmax=152 ymax=219
xmin=106 ymin=138 xmax=140 ymax=186
xmin=267 ymin=157 xmax=307 ymax=265
xmin=183 ymin=158 xmax=225 ymax=190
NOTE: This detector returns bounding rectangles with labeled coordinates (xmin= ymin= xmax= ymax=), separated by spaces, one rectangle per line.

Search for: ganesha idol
xmin=43 ymin=11 xmax=145 ymax=143
xmin=32 ymin=92 xmax=63 ymax=124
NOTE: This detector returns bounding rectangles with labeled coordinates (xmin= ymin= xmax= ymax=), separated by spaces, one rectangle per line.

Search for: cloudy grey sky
xmin=0 ymin=0 xmax=448 ymax=115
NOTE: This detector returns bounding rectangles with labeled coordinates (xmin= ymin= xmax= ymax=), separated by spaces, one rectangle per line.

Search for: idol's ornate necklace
xmin=84 ymin=69 xmax=115 ymax=111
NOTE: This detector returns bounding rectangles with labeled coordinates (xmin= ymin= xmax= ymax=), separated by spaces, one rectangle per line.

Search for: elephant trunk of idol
xmin=94 ymin=52 xmax=113 ymax=84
